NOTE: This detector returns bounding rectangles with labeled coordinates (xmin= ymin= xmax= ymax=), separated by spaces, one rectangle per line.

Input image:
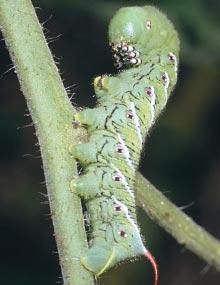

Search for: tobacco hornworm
xmin=70 ymin=6 xmax=179 ymax=285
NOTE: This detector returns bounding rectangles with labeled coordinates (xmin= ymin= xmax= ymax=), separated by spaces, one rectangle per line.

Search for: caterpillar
xmin=70 ymin=5 xmax=179 ymax=285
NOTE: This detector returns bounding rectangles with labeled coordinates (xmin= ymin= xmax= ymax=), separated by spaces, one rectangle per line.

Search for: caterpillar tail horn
xmin=144 ymin=250 xmax=158 ymax=285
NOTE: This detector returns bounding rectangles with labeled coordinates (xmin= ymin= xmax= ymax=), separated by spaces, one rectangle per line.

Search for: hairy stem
xmin=0 ymin=1 xmax=94 ymax=284
xmin=136 ymin=172 xmax=220 ymax=270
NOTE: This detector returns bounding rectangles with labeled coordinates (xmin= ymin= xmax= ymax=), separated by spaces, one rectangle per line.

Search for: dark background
xmin=0 ymin=0 xmax=220 ymax=284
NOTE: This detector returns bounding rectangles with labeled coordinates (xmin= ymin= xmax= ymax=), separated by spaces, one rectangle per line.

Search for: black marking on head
xmin=146 ymin=20 xmax=151 ymax=30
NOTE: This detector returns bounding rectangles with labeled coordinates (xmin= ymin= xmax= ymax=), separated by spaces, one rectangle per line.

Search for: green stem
xmin=0 ymin=1 xmax=94 ymax=284
xmin=136 ymin=172 xmax=220 ymax=270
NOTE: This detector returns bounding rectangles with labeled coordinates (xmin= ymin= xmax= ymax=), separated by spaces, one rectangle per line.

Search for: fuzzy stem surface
xmin=136 ymin=172 xmax=220 ymax=270
xmin=0 ymin=1 xmax=94 ymax=284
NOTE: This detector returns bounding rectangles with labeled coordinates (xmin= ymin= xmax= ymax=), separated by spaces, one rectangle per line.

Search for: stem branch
xmin=136 ymin=172 xmax=220 ymax=270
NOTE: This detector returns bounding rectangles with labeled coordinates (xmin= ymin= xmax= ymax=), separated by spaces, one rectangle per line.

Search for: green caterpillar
xmin=70 ymin=6 xmax=179 ymax=284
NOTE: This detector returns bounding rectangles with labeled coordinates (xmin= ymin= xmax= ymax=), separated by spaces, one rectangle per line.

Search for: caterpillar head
xmin=108 ymin=6 xmax=179 ymax=69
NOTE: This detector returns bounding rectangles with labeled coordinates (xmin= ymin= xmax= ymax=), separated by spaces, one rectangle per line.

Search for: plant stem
xmin=0 ymin=1 xmax=94 ymax=284
xmin=136 ymin=172 xmax=220 ymax=270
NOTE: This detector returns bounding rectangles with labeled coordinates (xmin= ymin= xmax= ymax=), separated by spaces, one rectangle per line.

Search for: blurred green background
xmin=0 ymin=0 xmax=220 ymax=284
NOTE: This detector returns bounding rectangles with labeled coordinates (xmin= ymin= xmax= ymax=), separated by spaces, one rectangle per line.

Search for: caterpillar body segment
xmin=70 ymin=5 xmax=179 ymax=285
xmin=82 ymin=196 xmax=146 ymax=275
xmin=69 ymin=131 xmax=139 ymax=169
